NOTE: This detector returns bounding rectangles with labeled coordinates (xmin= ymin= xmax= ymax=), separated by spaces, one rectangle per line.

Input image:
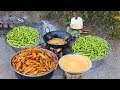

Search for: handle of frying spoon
xmin=45 ymin=27 xmax=51 ymax=33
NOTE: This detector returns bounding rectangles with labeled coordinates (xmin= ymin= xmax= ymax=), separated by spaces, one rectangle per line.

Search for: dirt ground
xmin=0 ymin=11 xmax=120 ymax=79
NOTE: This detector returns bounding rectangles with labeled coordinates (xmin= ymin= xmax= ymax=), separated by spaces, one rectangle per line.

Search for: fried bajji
xmin=29 ymin=60 xmax=41 ymax=66
xmin=38 ymin=52 xmax=47 ymax=59
xmin=12 ymin=47 xmax=58 ymax=76
xmin=23 ymin=66 xmax=34 ymax=74
xmin=28 ymin=70 xmax=38 ymax=76
xmin=16 ymin=62 xmax=22 ymax=71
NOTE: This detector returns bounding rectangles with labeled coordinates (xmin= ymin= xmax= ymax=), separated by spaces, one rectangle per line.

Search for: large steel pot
xmin=11 ymin=48 xmax=58 ymax=79
xmin=6 ymin=22 xmax=42 ymax=52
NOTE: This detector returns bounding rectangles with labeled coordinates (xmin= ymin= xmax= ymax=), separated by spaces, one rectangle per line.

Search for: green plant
xmin=64 ymin=11 xmax=90 ymax=26
xmin=64 ymin=11 xmax=120 ymax=28
xmin=78 ymin=11 xmax=89 ymax=23
xmin=109 ymin=28 xmax=120 ymax=40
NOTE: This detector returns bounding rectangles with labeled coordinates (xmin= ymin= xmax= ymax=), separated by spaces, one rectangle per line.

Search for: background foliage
xmin=0 ymin=11 xmax=120 ymax=39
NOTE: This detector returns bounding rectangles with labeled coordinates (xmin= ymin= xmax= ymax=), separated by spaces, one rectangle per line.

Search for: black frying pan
xmin=43 ymin=27 xmax=72 ymax=48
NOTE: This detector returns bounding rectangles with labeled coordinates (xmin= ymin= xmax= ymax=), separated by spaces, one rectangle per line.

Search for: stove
xmin=63 ymin=72 xmax=83 ymax=79
xmin=39 ymin=43 xmax=73 ymax=59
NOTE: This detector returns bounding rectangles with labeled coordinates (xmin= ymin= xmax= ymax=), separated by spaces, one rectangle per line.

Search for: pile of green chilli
xmin=6 ymin=26 xmax=40 ymax=48
xmin=72 ymin=35 xmax=109 ymax=61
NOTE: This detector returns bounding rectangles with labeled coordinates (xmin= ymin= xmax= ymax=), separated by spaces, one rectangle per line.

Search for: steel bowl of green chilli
xmin=72 ymin=35 xmax=111 ymax=68
xmin=6 ymin=24 xmax=40 ymax=52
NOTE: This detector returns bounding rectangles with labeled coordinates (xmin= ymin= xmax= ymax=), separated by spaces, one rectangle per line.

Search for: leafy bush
xmin=109 ymin=28 xmax=120 ymax=40
xmin=63 ymin=11 xmax=119 ymax=27
xmin=63 ymin=11 xmax=90 ymax=26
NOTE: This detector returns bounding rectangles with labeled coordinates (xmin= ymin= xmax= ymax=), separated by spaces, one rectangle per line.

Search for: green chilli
xmin=6 ymin=25 xmax=40 ymax=48
xmin=72 ymin=35 xmax=109 ymax=61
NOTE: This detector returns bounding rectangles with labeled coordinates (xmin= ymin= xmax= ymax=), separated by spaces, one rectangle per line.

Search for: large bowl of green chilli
xmin=72 ymin=35 xmax=110 ymax=68
xmin=6 ymin=24 xmax=40 ymax=52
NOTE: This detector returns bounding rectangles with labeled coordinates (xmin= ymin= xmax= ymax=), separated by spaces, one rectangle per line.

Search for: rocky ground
xmin=0 ymin=11 xmax=120 ymax=79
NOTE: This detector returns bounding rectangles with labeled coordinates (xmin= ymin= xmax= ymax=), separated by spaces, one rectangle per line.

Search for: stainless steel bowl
xmin=58 ymin=54 xmax=92 ymax=74
xmin=6 ymin=22 xmax=41 ymax=52
xmin=11 ymin=48 xmax=58 ymax=79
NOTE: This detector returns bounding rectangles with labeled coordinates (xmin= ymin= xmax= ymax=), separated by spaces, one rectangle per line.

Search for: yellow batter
xmin=59 ymin=55 xmax=92 ymax=73
xmin=47 ymin=38 xmax=67 ymax=45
